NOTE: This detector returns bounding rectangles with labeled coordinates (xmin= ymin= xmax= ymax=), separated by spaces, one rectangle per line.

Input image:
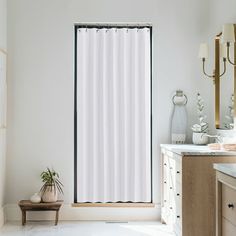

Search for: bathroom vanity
xmin=214 ymin=164 xmax=236 ymax=236
xmin=161 ymin=144 xmax=236 ymax=236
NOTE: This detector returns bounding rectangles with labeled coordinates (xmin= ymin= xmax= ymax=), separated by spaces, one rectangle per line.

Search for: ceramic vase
xmin=30 ymin=193 xmax=41 ymax=203
xmin=41 ymin=185 xmax=58 ymax=203
xmin=192 ymin=132 xmax=209 ymax=145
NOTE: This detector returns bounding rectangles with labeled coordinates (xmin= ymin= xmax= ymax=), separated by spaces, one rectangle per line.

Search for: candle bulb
xmin=198 ymin=43 xmax=209 ymax=59
xmin=222 ymin=24 xmax=235 ymax=43
xmin=220 ymin=43 xmax=227 ymax=58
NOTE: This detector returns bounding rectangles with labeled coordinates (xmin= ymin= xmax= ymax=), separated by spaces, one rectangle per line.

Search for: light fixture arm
xmin=202 ymin=58 xmax=214 ymax=78
xmin=201 ymin=56 xmax=226 ymax=80
xmin=226 ymin=42 xmax=236 ymax=66
xmin=220 ymin=58 xmax=227 ymax=77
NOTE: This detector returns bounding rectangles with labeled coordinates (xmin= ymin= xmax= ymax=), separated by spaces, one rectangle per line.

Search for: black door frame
xmin=74 ymin=23 xmax=153 ymax=203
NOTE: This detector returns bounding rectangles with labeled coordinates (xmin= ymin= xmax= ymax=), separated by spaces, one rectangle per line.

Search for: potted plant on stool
xmin=191 ymin=93 xmax=209 ymax=145
xmin=40 ymin=168 xmax=63 ymax=203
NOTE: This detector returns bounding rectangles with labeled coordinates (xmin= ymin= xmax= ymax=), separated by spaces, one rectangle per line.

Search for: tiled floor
xmin=0 ymin=221 xmax=174 ymax=236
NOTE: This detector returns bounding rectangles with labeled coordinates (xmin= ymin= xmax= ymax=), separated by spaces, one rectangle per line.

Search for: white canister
xmin=30 ymin=193 xmax=41 ymax=203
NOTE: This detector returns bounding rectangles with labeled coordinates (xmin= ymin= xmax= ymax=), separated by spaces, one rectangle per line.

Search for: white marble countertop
xmin=214 ymin=164 xmax=236 ymax=178
xmin=160 ymin=144 xmax=236 ymax=156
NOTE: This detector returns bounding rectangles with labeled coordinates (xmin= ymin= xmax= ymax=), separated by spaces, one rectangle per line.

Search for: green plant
xmin=40 ymin=168 xmax=63 ymax=195
xmin=191 ymin=93 xmax=208 ymax=133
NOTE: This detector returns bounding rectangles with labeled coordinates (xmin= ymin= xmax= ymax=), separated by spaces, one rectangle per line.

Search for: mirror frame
xmin=214 ymin=34 xmax=220 ymax=129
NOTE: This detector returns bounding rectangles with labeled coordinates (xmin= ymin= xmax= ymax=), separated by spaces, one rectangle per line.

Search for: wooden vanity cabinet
xmin=216 ymin=171 xmax=236 ymax=236
xmin=161 ymin=147 xmax=236 ymax=236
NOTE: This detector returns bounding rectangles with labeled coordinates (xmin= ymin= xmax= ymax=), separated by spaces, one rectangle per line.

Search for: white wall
xmin=6 ymin=0 xmax=214 ymax=220
xmin=0 ymin=0 xmax=6 ymax=50
xmin=0 ymin=0 xmax=7 ymax=227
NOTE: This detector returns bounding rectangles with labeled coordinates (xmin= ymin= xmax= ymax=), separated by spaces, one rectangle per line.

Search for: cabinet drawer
xmin=174 ymin=214 xmax=182 ymax=236
xmin=169 ymin=178 xmax=182 ymax=195
xmin=175 ymin=181 xmax=182 ymax=195
xmin=163 ymin=179 xmax=169 ymax=207
xmin=163 ymin=154 xmax=169 ymax=169
xmin=175 ymin=160 xmax=182 ymax=178
xmin=169 ymin=186 xmax=182 ymax=215
xmin=222 ymin=184 xmax=236 ymax=226
xmin=169 ymin=158 xmax=182 ymax=183
xmin=222 ymin=217 xmax=236 ymax=236
xmin=175 ymin=192 xmax=182 ymax=215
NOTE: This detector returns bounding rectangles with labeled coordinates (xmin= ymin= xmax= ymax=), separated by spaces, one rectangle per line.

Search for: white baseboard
xmin=0 ymin=206 xmax=4 ymax=227
xmin=5 ymin=203 xmax=161 ymax=222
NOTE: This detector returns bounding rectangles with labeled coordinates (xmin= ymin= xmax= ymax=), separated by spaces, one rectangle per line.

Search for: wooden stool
xmin=18 ymin=200 xmax=63 ymax=225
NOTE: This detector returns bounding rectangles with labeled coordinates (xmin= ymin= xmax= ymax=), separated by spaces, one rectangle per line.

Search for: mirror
xmin=199 ymin=25 xmax=236 ymax=130
xmin=215 ymin=25 xmax=236 ymax=130
xmin=219 ymin=44 xmax=234 ymax=129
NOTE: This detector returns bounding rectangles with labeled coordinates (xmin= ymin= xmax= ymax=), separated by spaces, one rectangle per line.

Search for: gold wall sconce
xmin=198 ymin=35 xmax=225 ymax=128
xmin=198 ymin=38 xmax=227 ymax=83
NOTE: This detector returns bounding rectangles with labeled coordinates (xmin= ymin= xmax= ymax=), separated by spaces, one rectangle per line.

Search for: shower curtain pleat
xmin=76 ymin=27 xmax=151 ymax=203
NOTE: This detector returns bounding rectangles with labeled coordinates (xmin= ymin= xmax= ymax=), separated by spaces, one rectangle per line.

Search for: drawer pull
xmin=177 ymin=193 xmax=180 ymax=196
xmin=170 ymin=207 xmax=173 ymax=210
xmin=228 ymin=203 xmax=234 ymax=209
xmin=170 ymin=187 xmax=173 ymax=190
xmin=164 ymin=181 xmax=167 ymax=184
xmin=170 ymin=167 xmax=173 ymax=170
xmin=164 ymin=200 xmax=167 ymax=202
xmin=164 ymin=163 xmax=167 ymax=166
xmin=177 ymin=215 xmax=180 ymax=218
xmin=176 ymin=171 xmax=180 ymax=174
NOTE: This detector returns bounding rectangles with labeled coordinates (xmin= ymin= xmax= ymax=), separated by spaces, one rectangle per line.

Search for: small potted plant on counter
xmin=191 ymin=93 xmax=209 ymax=145
xmin=40 ymin=168 xmax=63 ymax=203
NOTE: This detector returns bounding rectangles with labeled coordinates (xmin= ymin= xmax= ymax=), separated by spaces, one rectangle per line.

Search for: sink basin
xmin=208 ymin=143 xmax=236 ymax=151
xmin=222 ymin=144 xmax=236 ymax=151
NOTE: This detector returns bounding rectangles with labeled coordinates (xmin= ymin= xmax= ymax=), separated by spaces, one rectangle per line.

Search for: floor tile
xmin=0 ymin=221 xmax=174 ymax=236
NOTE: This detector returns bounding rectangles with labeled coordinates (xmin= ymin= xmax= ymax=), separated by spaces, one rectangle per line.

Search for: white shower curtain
xmin=76 ymin=27 xmax=151 ymax=203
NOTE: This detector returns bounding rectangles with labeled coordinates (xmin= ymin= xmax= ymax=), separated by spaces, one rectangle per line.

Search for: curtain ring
xmin=172 ymin=94 xmax=188 ymax=105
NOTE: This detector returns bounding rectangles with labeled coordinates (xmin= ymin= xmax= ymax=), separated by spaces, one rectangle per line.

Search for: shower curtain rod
xmin=74 ymin=23 xmax=152 ymax=29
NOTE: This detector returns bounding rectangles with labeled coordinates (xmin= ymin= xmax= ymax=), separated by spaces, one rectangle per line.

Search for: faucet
xmin=204 ymin=134 xmax=223 ymax=143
